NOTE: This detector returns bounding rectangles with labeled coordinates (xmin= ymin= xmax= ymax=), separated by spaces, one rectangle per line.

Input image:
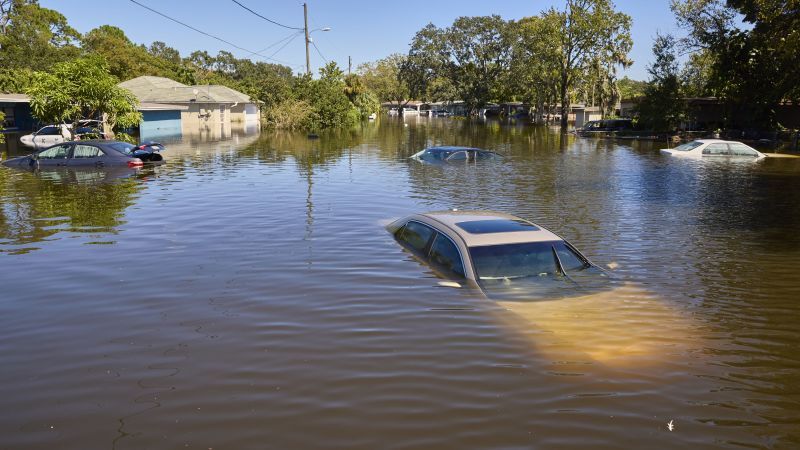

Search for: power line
xmin=269 ymin=32 xmax=304 ymax=59
xmin=127 ymin=0 xmax=296 ymax=66
xmin=230 ymin=0 xmax=303 ymax=31
xmin=243 ymin=30 xmax=303 ymax=59
xmin=311 ymin=41 xmax=327 ymax=64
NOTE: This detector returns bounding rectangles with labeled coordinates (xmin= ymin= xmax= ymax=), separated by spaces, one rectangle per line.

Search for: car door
xmin=427 ymin=232 xmax=466 ymax=279
xmin=69 ymin=143 xmax=108 ymax=167
xmin=34 ymin=143 xmax=72 ymax=166
xmin=31 ymin=126 xmax=63 ymax=148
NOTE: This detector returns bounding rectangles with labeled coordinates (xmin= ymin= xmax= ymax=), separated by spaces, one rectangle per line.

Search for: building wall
xmin=140 ymin=110 xmax=182 ymax=141
xmin=230 ymin=103 xmax=260 ymax=124
xmin=0 ymin=102 xmax=37 ymax=131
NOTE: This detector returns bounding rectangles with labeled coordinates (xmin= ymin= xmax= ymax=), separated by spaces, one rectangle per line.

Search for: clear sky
xmin=39 ymin=0 xmax=684 ymax=80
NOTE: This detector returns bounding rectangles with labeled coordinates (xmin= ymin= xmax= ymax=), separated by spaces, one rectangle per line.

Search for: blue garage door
xmin=141 ymin=110 xmax=182 ymax=141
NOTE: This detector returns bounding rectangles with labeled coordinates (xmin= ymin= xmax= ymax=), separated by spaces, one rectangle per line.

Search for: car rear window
xmin=456 ymin=219 xmax=539 ymax=234
xmin=106 ymin=142 xmax=136 ymax=154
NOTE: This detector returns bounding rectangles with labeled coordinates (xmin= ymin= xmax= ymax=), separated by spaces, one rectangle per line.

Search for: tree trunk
xmin=559 ymin=71 xmax=569 ymax=132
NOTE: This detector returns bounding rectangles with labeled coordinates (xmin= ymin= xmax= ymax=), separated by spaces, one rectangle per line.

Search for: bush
xmin=263 ymin=99 xmax=314 ymax=130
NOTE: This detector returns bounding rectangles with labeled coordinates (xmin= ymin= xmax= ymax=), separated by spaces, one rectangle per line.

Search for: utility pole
xmin=304 ymin=2 xmax=310 ymax=75
xmin=348 ymin=56 xmax=352 ymax=75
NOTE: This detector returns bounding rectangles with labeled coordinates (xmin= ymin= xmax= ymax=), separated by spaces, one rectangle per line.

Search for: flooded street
xmin=2 ymin=118 xmax=800 ymax=449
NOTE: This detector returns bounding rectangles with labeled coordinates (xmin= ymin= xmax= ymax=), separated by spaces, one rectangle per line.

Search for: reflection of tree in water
xmin=0 ymin=168 xmax=146 ymax=253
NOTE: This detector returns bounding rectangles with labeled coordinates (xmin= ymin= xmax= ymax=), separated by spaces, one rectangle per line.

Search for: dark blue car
xmin=2 ymin=140 xmax=165 ymax=169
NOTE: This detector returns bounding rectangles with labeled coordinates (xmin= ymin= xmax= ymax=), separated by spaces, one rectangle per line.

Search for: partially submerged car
xmin=2 ymin=140 xmax=165 ymax=169
xmin=19 ymin=121 xmax=107 ymax=149
xmin=660 ymin=139 xmax=766 ymax=159
xmin=387 ymin=210 xmax=611 ymax=300
xmin=410 ymin=146 xmax=500 ymax=164
xmin=577 ymin=119 xmax=633 ymax=135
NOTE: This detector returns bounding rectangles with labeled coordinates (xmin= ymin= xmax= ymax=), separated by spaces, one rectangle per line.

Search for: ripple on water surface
xmin=1 ymin=122 xmax=800 ymax=448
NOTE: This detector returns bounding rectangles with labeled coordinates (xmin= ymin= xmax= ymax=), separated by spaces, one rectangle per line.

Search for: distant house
xmin=118 ymin=76 xmax=260 ymax=139
xmin=0 ymin=93 xmax=36 ymax=131
xmin=571 ymin=105 xmax=603 ymax=128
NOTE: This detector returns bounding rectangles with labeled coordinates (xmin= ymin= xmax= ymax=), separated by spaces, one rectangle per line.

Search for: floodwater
xmin=1 ymin=118 xmax=800 ymax=449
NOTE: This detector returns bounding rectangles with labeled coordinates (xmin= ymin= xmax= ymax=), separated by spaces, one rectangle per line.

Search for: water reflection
xmin=2 ymin=119 xmax=800 ymax=448
xmin=0 ymin=166 xmax=147 ymax=254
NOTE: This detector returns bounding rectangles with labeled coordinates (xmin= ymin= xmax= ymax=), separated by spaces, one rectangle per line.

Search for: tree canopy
xmin=25 ymin=56 xmax=141 ymax=139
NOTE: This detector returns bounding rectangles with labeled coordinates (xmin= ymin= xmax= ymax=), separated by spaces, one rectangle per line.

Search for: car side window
xmin=37 ymin=144 xmax=70 ymax=159
xmin=702 ymin=143 xmax=730 ymax=155
xmin=37 ymin=126 xmax=60 ymax=136
xmin=72 ymin=144 xmax=104 ymax=158
xmin=554 ymin=242 xmax=589 ymax=273
xmin=428 ymin=233 xmax=465 ymax=278
xmin=729 ymin=143 xmax=759 ymax=157
xmin=399 ymin=221 xmax=435 ymax=254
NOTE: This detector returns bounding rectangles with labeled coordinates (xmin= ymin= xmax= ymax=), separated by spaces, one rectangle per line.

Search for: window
xmin=72 ymin=145 xmax=104 ymax=158
xmin=428 ymin=233 xmax=465 ymax=278
xmin=554 ymin=242 xmax=590 ymax=272
xmin=399 ymin=221 xmax=435 ymax=253
xmin=37 ymin=144 xmax=70 ymax=159
xmin=107 ymin=142 xmax=136 ymax=154
xmin=673 ymin=141 xmax=704 ymax=152
xmin=37 ymin=126 xmax=61 ymax=136
xmin=469 ymin=241 xmax=561 ymax=280
xmin=456 ymin=219 xmax=539 ymax=234
xmin=702 ymin=143 xmax=730 ymax=155
xmin=729 ymin=143 xmax=759 ymax=157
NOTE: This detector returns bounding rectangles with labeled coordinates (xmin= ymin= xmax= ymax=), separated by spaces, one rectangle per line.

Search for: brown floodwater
xmin=1 ymin=118 xmax=800 ymax=449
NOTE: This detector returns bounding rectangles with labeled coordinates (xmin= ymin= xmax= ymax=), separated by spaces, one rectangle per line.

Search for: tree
xmin=26 ymin=56 xmax=142 ymax=139
xmin=617 ymin=76 xmax=647 ymax=99
xmin=0 ymin=0 xmax=80 ymax=70
xmin=671 ymin=0 xmax=799 ymax=128
xmin=358 ymin=54 xmax=410 ymax=108
xmin=548 ymin=0 xmax=632 ymax=130
xmin=637 ymin=34 xmax=686 ymax=131
xmin=510 ymin=16 xmax=562 ymax=123
xmin=406 ymin=16 xmax=514 ymax=113
xmin=0 ymin=111 xmax=5 ymax=144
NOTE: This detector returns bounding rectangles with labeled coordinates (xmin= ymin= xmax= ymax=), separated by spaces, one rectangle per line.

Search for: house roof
xmin=119 ymin=76 xmax=254 ymax=104
xmin=0 ymin=93 xmax=31 ymax=103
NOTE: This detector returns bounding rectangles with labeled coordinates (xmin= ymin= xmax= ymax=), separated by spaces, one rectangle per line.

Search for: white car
xmin=387 ymin=210 xmax=611 ymax=299
xmin=19 ymin=121 xmax=106 ymax=149
xmin=660 ymin=139 xmax=766 ymax=159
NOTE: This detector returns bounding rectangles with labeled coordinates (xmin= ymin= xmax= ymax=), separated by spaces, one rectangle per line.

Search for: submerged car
xmin=660 ymin=139 xmax=766 ymax=159
xmin=19 ymin=121 xmax=107 ymax=149
xmin=577 ymin=119 xmax=633 ymax=135
xmin=387 ymin=210 xmax=611 ymax=300
xmin=410 ymin=146 xmax=500 ymax=164
xmin=2 ymin=140 xmax=165 ymax=169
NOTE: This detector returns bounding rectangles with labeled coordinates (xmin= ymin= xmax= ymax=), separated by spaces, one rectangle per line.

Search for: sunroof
xmin=456 ymin=219 xmax=539 ymax=234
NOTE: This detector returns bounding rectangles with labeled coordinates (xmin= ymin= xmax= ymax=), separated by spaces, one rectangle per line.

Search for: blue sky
xmin=40 ymin=0 xmax=684 ymax=80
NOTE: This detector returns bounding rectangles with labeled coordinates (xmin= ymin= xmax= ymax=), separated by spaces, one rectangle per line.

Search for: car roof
xmin=425 ymin=146 xmax=487 ymax=153
xmin=418 ymin=210 xmax=563 ymax=247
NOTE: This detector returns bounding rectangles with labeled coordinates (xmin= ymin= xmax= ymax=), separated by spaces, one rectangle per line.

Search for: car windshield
xmin=470 ymin=240 xmax=593 ymax=280
xmin=106 ymin=142 xmax=136 ymax=155
xmin=673 ymin=141 xmax=704 ymax=152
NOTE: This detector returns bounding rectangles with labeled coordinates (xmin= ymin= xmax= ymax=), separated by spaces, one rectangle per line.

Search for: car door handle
xmin=95 ymin=161 xmax=105 ymax=167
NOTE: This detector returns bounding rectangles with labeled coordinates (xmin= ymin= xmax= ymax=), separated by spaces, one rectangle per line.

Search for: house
xmin=118 ymin=76 xmax=260 ymax=139
xmin=0 ymin=93 xmax=36 ymax=131
xmin=571 ymin=105 xmax=603 ymax=128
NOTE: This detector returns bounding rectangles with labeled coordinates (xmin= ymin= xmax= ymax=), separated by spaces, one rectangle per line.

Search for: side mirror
xmin=437 ymin=281 xmax=462 ymax=289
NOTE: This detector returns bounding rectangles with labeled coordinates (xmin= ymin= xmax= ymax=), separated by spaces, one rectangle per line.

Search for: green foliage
xmin=0 ymin=68 xmax=34 ymax=93
xmin=25 ymin=56 xmax=142 ymax=136
xmin=637 ymin=34 xmax=686 ymax=131
xmin=0 ymin=111 xmax=5 ymax=144
xmin=617 ymin=77 xmax=647 ymax=99
xmin=672 ymin=0 xmax=799 ymax=128
xmin=0 ymin=0 xmax=80 ymax=70
xmin=549 ymin=0 xmax=633 ymax=129
xmin=263 ymin=98 xmax=313 ymax=130
xmin=358 ymin=54 xmax=410 ymax=106
xmin=407 ymin=16 xmax=514 ymax=113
